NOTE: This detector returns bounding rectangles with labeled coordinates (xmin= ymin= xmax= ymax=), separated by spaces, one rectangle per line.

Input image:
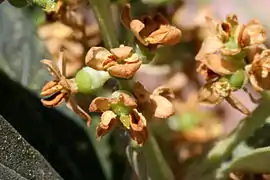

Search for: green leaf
xmin=229 ymin=147 xmax=270 ymax=173
xmin=7 ymin=0 xmax=28 ymax=8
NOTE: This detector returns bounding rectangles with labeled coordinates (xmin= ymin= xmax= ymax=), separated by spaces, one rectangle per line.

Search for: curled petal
xmin=41 ymin=59 xmax=62 ymax=79
xmin=130 ymin=19 xmax=147 ymax=45
xmin=145 ymin=25 xmax=181 ymax=46
xmin=107 ymin=61 xmax=142 ymax=79
xmin=96 ymin=111 xmax=117 ymax=140
xmin=110 ymin=46 xmax=133 ymax=60
xmin=152 ymin=86 xmax=175 ymax=100
xmin=117 ymin=92 xmax=137 ymax=108
xmin=85 ymin=47 xmax=112 ymax=70
xmin=40 ymin=81 xmax=62 ymax=96
xmin=41 ymin=92 xmax=66 ymax=107
xmin=67 ymin=97 xmax=92 ymax=126
xmin=150 ymin=95 xmax=175 ymax=119
xmin=89 ymin=97 xmax=111 ymax=112
xmin=242 ymin=20 xmax=267 ymax=46
xmin=121 ymin=3 xmax=132 ymax=29
xmin=129 ymin=109 xmax=148 ymax=145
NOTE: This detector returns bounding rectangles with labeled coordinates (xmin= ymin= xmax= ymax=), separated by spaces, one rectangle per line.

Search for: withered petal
xmin=107 ymin=61 xmax=142 ymax=79
xmin=129 ymin=109 xmax=148 ymax=144
xmin=198 ymin=81 xmax=224 ymax=106
xmin=66 ymin=97 xmax=92 ymax=126
xmin=41 ymin=59 xmax=62 ymax=79
xmin=117 ymin=92 xmax=137 ymax=108
xmin=85 ymin=47 xmax=112 ymax=70
xmin=96 ymin=110 xmax=117 ymax=140
xmin=150 ymin=95 xmax=175 ymax=119
xmin=41 ymin=92 xmax=66 ymax=107
xmin=152 ymin=86 xmax=175 ymax=100
xmin=110 ymin=46 xmax=133 ymax=60
xmin=121 ymin=4 xmax=132 ymax=29
xmin=130 ymin=19 xmax=148 ymax=45
xmin=145 ymin=25 xmax=181 ymax=46
xmin=89 ymin=97 xmax=111 ymax=112
xmin=41 ymin=82 xmax=63 ymax=97
xmin=153 ymin=13 xmax=169 ymax=25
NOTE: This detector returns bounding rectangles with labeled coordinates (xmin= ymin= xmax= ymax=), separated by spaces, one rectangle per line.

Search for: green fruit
xmin=228 ymin=69 xmax=246 ymax=89
xmin=8 ymin=0 xmax=28 ymax=8
xmin=111 ymin=103 xmax=131 ymax=116
xmin=75 ymin=69 xmax=93 ymax=94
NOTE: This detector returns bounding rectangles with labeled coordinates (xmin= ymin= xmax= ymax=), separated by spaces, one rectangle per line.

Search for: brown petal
xmin=85 ymin=47 xmax=112 ymax=70
xmin=117 ymin=92 xmax=137 ymax=108
xmin=198 ymin=81 xmax=224 ymax=106
xmin=201 ymin=53 xmax=238 ymax=75
xmin=130 ymin=19 xmax=147 ymax=45
xmin=41 ymin=59 xmax=62 ymax=79
xmin=107 ymin=61 xmax=142 ymax=79
xmin=152 ymin=86 xmax=175 ymax=100
xmin=41 ymin=81 xmax=60 ymax=96
xmin=41 ymin=92 xmax=66 ymax=107
xmin=66 ymin=97 xmax=92 ymax=126
xmin=129 ymin=109 xmax=148 ymax=145
xmin=96 ymin=110 xmax=117 ymax=140
xmin=195 ymin=36 xmax=223 ymax=60
xmin=242 ymin=20 xmax=267 ymax=46
xmin=89 ymin=97 xmax=111 ymax=112
xmin=153 ymin=13 xmax=169 ymax=25
xmin=110 ymin=46 xmax=133 ymax=60
xmin=132 ymin=81 xmax=151 ymax=104
xmin=145 ymin=25 xmax=182 ymax=45
xmin=150 ymin=95 xmax=175 ymax=119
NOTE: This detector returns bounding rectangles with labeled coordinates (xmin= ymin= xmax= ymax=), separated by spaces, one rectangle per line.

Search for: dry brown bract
xmin=198 ymin=78 xmax=250 ymax=115
xmin=196 ymin=14 xmax=266 ymax=76
xmin=133 ymin=82 xmax=175 ymax=119
xmin=89 ymin=91 xmax=148 ymax=144
xmin=85 ymin=45 xmax=142 ymax=79
xmin=246 ymin=50 xmax=270 ymax=92
xmin=40 ymin=52 xmax=91 ymax=125
xmin=121 ymin=4 xmax=181 ymax=50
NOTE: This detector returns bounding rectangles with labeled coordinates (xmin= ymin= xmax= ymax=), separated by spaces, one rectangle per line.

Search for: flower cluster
xmin=196 ymin=14 xmax=268 ymax=115
xmin=39 ymin=4 xmax=180 ymax=144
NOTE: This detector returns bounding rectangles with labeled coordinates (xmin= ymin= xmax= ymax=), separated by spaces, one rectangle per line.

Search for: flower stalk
xmin=89 ymin=0 xmax=174 ymax=179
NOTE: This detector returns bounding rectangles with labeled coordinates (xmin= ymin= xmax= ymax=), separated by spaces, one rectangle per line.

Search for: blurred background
xmin=0 ymin=0 xmax=270 ymax=179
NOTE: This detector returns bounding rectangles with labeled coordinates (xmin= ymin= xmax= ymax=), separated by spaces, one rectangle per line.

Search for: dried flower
xmin=89 ymin=91 xmax=148 ymax=144
xmin=133 ymin=82 xmax=175 ymax=119
xmin=40 ymin=52 xmax=91 ymax=125
xmin=246 ymin=49 xmax=270 ymax=92
xmin=121 ymin=4 xmax=181 ymax=50
xmin=198 ymin=77 xmax=250 ymax=115
xmin=85 ymin=45 xmax=142 ymax=79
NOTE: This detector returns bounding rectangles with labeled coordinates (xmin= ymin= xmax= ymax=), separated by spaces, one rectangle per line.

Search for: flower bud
xmin=75 ymin=67 xmax=111 ymax=94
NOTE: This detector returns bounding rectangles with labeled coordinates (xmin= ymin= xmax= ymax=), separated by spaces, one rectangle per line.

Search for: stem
xmin=89 ymin=1 xmax=174 ymax=179
xmin=90 ymin=0 xmax=119 ymax=49
xmin=185 ymin=100 xmax=270 ymax=180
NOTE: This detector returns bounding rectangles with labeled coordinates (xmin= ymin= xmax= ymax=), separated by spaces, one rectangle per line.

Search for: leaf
xmin=7 ymin=0 xmax=28 ymax=8
xmin=229 ymin=147 xmax=270 ymax=173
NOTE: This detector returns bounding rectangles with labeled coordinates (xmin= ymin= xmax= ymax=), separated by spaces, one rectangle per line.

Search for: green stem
xmin=90 ymin=0 xmax=119 ymax=49
xmin=89 ymin=1 xmax=173 ymax=179
xmin=185 ymin=100 xmax=270 ymax=180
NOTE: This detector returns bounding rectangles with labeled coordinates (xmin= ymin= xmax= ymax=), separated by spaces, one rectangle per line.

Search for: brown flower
xmin=198 ymin=78 xmax=250 ymax=115
xmin=133 ymin=82 xmax=175 ymax=119
xmin=40 ymin=52 xmax=91 ymax=125
xmin=121 ymin=4 xmax=181 ymax=50
xmin=89 ymin=91 xmax=148 ymax=144
xmin=85 ymin=45 xmax=142 ymax=79
xmin=246 ymin=49 xmax=270 ymax=92
xmin=196 ymin=14 xmax=266 ymax=77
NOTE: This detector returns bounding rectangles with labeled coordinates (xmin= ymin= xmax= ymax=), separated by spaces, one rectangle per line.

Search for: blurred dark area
xmin=0 ymin=69 xmax=108 ymax=180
